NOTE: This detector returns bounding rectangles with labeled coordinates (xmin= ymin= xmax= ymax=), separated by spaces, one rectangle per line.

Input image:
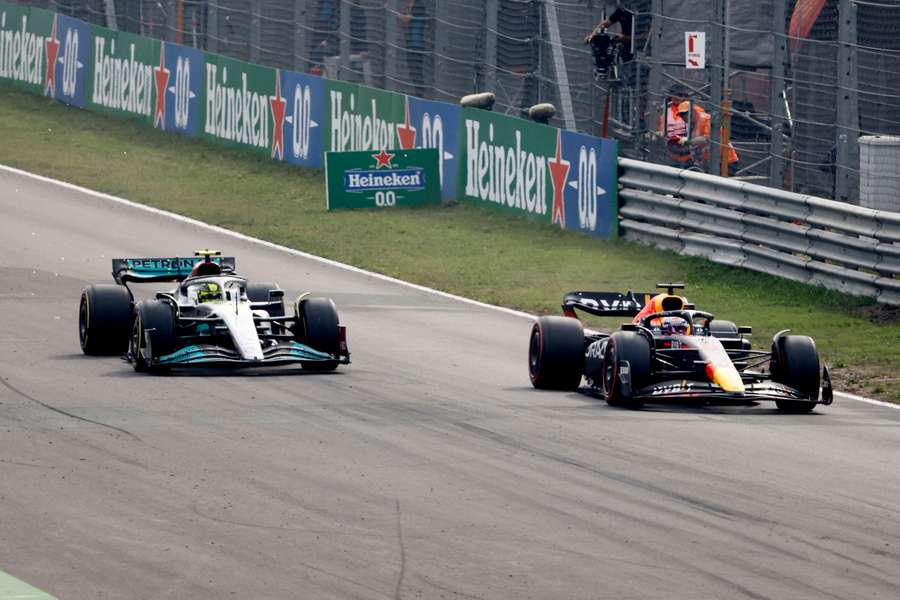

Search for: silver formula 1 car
xmin=78 ymin=251 xmax=350 ymax=372
xmin=528 ymin=283 xmax=833 ymax=412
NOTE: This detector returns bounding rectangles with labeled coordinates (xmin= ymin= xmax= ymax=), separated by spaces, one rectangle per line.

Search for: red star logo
xmin=44 ymin=16 xmax=60 ymax=98
xmin=153 ymin=45 xmax=170 ymax=129
xmin=547 ymin=130 xmax=570 ymax=228
xmin=396 ymin=96 xmax=417 ymax=149
xmin=270 ymin=70 xmax=287 ymax=160
xmin=372 ymin=149 xmax=395 ymax=169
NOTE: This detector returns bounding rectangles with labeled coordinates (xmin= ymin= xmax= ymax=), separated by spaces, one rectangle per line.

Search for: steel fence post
xmin=484 ymin=0 xmax=498 ymax=94
xmin=293 ymin=0 xmax=309 ymax=72
xmin=769 ymin=0 xmax=787 ymax=190
xmin=249 ymin=0 xmax=261 ymax=64
xmin=207 ymin=0 xmax=218 ymax=53
xmin=339 ymin=0 xmax=351 ymax=80
xmin=709 ymin=0 xmax=724 ymax=175
xmin=836 ymin=0 xmax=859 ymax=203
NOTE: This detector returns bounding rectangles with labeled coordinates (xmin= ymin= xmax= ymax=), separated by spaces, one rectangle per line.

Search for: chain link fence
xmin=13 ymin=0 xmax=900 ymax=206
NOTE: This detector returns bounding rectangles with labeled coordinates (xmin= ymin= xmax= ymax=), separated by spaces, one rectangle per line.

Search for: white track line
xmin=2 ymin=163 xmax=895 ymax=411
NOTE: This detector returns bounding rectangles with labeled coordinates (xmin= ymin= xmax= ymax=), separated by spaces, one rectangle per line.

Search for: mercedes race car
xmin=78 ymin=251 xmax=350 ymax=372
xmin=528 ymin=283 xmax=833 ymax=411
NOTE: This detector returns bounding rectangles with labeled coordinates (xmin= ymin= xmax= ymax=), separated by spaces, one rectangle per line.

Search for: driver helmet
xmin=197 ymin=282 xmax=223 ymax=303
xmin=660 ymin=316 xmax=690 ymax=336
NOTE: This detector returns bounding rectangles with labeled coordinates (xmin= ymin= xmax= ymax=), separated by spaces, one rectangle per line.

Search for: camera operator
xmin=584 ymin=7 xmax=635 ymax=64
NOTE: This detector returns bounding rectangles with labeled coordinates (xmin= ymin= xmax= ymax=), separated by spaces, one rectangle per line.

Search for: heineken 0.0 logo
xmin=326 ymin=148 xmax=440 ymax=210
xmin=173 ymin=55 xmax=190 ymax=129
xmin=577 ymin=146 xmax=598 ymax=231
xmin=60 ymin=26 xmax=78 ymax=97
xmin=291 ymin=82 xmax=314 ymax=160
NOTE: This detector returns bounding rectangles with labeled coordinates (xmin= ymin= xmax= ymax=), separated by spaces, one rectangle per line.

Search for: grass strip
xmin=1 ymin=88 xmax=897 ymax=402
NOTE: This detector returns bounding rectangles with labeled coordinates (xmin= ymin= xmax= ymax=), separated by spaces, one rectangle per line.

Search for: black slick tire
xmin=528 ymin=316 xmax=584 ymax=390
xmin=772 ymin=335 xmax=820 ymax=412
xmin=602 ymin=331 xmax=651 ymax=409
xmin=130 ymin=300 xmax=176 ymax=373
xmin=79 ymin=284 xmax=132 ymax=355
xmin=296 ymin=297 xmax=340 ymax=371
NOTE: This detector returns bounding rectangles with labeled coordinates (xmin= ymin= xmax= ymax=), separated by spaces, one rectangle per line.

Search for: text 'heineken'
xmin=92 ymin=37 xmax=153 ymax=116
xmin=330 ymin=90 xmax=396 ymax=152
xmin=204 ymin=63 xmax=269 ymax=148
xmin=0 ymin=13 xmax=44 ymax=85
xmin=464 ymin=120 xmax=547 ymax=215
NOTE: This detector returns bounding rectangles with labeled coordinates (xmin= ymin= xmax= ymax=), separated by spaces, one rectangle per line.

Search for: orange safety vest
xmin=693 ymin=108 xmax=738 ymax=165
xmin=661 ymin=105 xmax=738 ymax=166
xmin=658 ymin=106 xmax=691 ymax=163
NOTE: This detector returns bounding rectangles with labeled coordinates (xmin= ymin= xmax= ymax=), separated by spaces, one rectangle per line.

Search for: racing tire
xmin=709 ymin=320 xmax=738 ymax=338
xmin=771 ymin=335 xmax=820 ymax=412
xmin=130 ymin=300 xmax=176 ymax=373
xmin=602 ymin=331 xmax=651 ymax=409
xmin=246 ymin=281 xmax=285 ymax=317
xmin=528 ymin=316 xmax=584 ymax=390
xmin=296 ymin=297 xmax=340 ymax=371
xmin=79 ymin=284 xmax=132 ymax=355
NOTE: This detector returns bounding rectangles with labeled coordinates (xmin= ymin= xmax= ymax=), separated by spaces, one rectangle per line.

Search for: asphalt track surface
xmin=1 ymin=168 xmax=900 ymax=600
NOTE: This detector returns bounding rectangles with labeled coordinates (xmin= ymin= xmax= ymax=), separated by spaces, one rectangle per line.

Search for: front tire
xmin=296 ymin=297 xmax=341 ymax=371
xmin=130 ymin=300 xmax=176 ymax=373
xmin=602 ymin=331 xmax=651 ymax=409
xmin=772 ymin=335 xmax=820 ymax=412
xmin=79 ymin=284 xmax=132 ymax=355
xmin=528 ymin=316 xmax=584 ymax=390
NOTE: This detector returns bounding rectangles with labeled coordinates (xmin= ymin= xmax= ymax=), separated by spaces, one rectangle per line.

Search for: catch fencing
xmin=619 ymin=158 xmax=900 ymax=304
xmin=16 ymin=0 xmax=900 ymax=206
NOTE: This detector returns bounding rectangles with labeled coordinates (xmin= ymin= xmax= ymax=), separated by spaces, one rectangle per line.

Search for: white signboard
xmin=685 ymin=31 xmax=706 ymax=70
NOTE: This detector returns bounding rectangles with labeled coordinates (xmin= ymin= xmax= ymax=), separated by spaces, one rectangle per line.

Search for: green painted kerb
xmin=0 ymin=570 xmax=57 ymax=600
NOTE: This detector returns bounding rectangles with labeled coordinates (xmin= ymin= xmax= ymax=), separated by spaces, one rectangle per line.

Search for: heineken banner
xmin=49 ymin=14 xmax=91 ymax=107
xmin=280 ymin=68 xmax=326 ymax=168
xmin=458 ymin=107 xmax=617 ymax=239
xmin=558 ymin=129 xmax=618 ymax=239
xmin=157 ymin=42 xmax=204 ymax=135
xmin=325 ymin=148 xmax=441 ymax=210
xmin=0 ymin=3 xmax=52 ymax=96
xmin=88 ymin=25 xmax=160 ymax=126
xmin=200 ymin=52 xmax=278 ymax=157
xmin=326 ymin=79 xmax=405 ymax=153
xmin=404 ymin=96 xmax=460 ymax=200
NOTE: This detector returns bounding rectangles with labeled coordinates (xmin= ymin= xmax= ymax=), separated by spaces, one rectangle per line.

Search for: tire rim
xmin=529 ymin=327 xmax=541 ymax=378
xmin=78 ymin=295 xmax=89 ymax=347
xmin=603 ymin=344 xmax=617 ymax=396
xmin=131 ymin=314 xmax=142 ymax=363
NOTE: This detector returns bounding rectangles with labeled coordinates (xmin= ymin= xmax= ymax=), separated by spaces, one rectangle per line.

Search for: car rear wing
xmin=112 ymin=256 xmax=236 ymax=284
xmin=562 ymin=291 xmax=655 ymax=318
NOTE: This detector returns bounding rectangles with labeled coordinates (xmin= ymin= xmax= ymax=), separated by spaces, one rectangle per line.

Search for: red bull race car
xmin=528 ymin=283 xmax=833 ymax=411
xmin=78 ymin=251 xmax=350 ymax=372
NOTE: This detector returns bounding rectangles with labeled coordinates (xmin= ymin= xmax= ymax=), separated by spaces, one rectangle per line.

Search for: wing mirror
xmin=738 ymin=326 xmax=752 ymax=335
xmin=269 ymin=289 xmax=285 ymax=300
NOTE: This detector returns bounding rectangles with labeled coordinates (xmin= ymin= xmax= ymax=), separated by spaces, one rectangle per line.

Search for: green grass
xmin=2 ymin=87 xmax=898 ymax=402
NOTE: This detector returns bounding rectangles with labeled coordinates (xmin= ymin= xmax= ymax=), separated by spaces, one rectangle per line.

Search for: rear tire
xmin=296 ymin=297 xmax=341 ymax=371
xmin=79 ymin=284 xmax=132 ymax=355
xmin=602 ymin=332 xmax=651 ymax=409
xmin=772 ymin=335 xmax=820 ymax=412
xmin=528 ymin=316 xmax=584 ymax=390
xmin=130 ymin=300 xmax=176 ymax=373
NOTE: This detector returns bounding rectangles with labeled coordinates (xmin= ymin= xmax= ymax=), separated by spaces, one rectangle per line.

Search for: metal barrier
xmin=618 ymin=159 xmax=900 ymax=305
